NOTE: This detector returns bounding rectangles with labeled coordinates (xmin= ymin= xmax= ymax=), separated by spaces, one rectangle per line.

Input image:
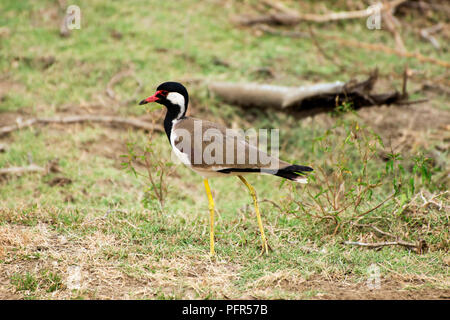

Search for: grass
xmin=0 ymin=0 xmax=449 ymax=299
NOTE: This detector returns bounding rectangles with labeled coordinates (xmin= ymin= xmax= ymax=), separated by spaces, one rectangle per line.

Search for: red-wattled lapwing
xmin=139 ymin=82 xmax=313 ymax=255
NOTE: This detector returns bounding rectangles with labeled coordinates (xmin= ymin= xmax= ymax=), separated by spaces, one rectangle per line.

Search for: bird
xmin=139 ymin=81 xmax=313 ymax=256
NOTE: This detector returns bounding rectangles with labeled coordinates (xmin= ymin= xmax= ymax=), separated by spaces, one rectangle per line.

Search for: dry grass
xmin=0 ymin=206 xmax=448 ymax=299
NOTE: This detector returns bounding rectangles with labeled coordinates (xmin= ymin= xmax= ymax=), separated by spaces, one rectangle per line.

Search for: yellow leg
xmin=203 ymin=179 xmax=215 ymax=256
xmin=238 ymin=176 xmax=269 ymax=255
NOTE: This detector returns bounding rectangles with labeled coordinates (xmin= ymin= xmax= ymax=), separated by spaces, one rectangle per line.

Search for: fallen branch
xmin=382 ymin=8 xmax=406 ymax=53
xmin=208 ymin=71 xmax=406 ymax=117
xmin=348 ymin=223 xmax=428 ymax=253
xmin=0 ymin=115 xmax=163 ymax=137
xmin=106 ymin=69 xmax=143 ymax=104
xmin=324 ymin=34 xmax=450 ymax=69
xmin=0 ymin=164 xmax=45 ymax=175
xmin=343 ymin=240 xmax=418 ymax=249
xmin=255 ymin=25 xmax=309 ymax=38
xmin=234 ymin=0 xmax=407 ymax=25
xmin=0 ymin=158 xmax=61 ymax=177
xmin=256 ymin=25 xmax=450 ymax=68
xmin=420 ymin=23 xmax=443 ymax=50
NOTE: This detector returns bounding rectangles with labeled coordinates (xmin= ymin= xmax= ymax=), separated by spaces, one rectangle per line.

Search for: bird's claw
xmin=259 ymin=240 xmax=271 ymax=256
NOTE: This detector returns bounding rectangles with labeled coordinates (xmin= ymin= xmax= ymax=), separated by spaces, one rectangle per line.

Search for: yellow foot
xmin=259 ymin=240 xmax=271 ymax=256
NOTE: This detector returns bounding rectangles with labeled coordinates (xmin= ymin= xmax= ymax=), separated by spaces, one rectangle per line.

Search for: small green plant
xmin=286 ymin=112 xmax=441 ymax=250
xmin=121 ymin=132 xmax=174 ymax=210
xmin=11 ymin=272 xmax=38 ymax=292
xmin=10 ymin=270 xmax=63 ymax=293
xmin=296 ymin=118 xmax=388 ymax=226
xmin=41 ymin=270 xmax=63 ymax=293
xmin=332 ymin=100 xmax=354 ymax=116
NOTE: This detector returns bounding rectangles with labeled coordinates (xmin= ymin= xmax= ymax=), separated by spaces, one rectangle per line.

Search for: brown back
xmin=172 ymin=117 xmax=289 ymax=171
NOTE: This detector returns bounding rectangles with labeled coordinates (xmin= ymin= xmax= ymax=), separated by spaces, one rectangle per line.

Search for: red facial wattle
xmin=139 ymin=90 xmax=168 ymax=105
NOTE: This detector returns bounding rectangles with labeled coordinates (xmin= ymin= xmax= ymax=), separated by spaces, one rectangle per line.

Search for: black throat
xmin=162 ymin=102 xmax=186 ymax=142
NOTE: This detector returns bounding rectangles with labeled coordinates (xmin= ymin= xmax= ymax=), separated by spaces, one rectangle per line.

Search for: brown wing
xmin=172 ymin=117 xmax=289 ymax=171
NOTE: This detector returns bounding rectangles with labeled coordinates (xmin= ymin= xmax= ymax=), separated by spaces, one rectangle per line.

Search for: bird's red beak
xmin=139 ymin=91 xmax=160 ymax=105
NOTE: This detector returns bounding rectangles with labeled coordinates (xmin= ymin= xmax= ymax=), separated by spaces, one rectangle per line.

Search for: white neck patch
xmin=167 ymin=92 xmax=186 ymax=119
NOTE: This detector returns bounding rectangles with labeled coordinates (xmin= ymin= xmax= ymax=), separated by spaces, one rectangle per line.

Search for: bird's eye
xmin=157 ymin=90 xmax=169 ymax=98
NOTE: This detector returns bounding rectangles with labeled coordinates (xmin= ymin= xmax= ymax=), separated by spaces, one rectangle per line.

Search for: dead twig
xmin=382 ymin=8 xmax=406 ymax=53
xmin=343 ymin=240 xmax=418 ymax=250
xmin=259 ymin=199 xmax=282 ymax=212
xmin=307 ymin=25 xmax=342 ymax=67
xmin=254 ymin=22 xmax=450 ymax=69
xmin=420 ymin=190 xmax=447 ymax=210
xmin=355 ymin=193 xmax=395 ymax=219
xmin=349 ymin=223 xmax=427 ymax=253
xmin=420 ymin=24 xmax=443 ymax=50
xmin=106 ymin=69 xmax=143 ymax=104
xmin=0 ymin=157 xmax=60 ymax=176
xmin=0 ymin=164 xmax=45 ymax=175
xmin=322 ymin=34 xmax=450 ymax=69
xmin=401 ymin=65 xmax=409 ymax=99
xmin=396 ymin=98 xmax=429 ymax=105
xmin=0 ymin=115 xmax=163 ymax=137
xmin=235 ymin=0 xmax=407 ymax=25
xmin=353 ymin=223 xmax=395 ymax=238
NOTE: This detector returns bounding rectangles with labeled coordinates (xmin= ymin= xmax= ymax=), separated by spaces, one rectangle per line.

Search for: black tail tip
xmin=273 ymin=164 xmax=313 ymax=183
xmin=286 ymin=165 xmax=313 ymax=172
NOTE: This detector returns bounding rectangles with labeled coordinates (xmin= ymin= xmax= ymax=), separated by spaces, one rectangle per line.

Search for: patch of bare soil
xmin=80 ymin=132 xmax=128 ymax=164
xmin=358 ymin=103 xmax=450 ymax=152
xmin=0 ymin=80 xmax=30 ymax=128
xmin=0 ymin=80 xmax=26 ymax=106
xmin=29 ymin=3 xmax=60 ymax=29
xmin=244 ymin=270 xmax=449 ymax=300
xmin=304 ymin=277 xmax=449 ymax=300
xmin=308 ymin=102 xmax=449 ymax=177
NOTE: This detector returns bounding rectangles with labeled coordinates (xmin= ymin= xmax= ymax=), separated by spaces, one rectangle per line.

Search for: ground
xmin=0 ymin=0 xmax=449 ymax=299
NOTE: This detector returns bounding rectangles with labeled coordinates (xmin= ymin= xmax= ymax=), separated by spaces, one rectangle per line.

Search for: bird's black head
xmin=139 ymin=81 xmax=189 ymax=120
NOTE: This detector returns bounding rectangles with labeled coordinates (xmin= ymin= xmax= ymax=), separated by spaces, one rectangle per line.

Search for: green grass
xmin=11 ymin=272 xmax=39 ymax=292
xmin=0 ymin=0 xmax=448 ymax=299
